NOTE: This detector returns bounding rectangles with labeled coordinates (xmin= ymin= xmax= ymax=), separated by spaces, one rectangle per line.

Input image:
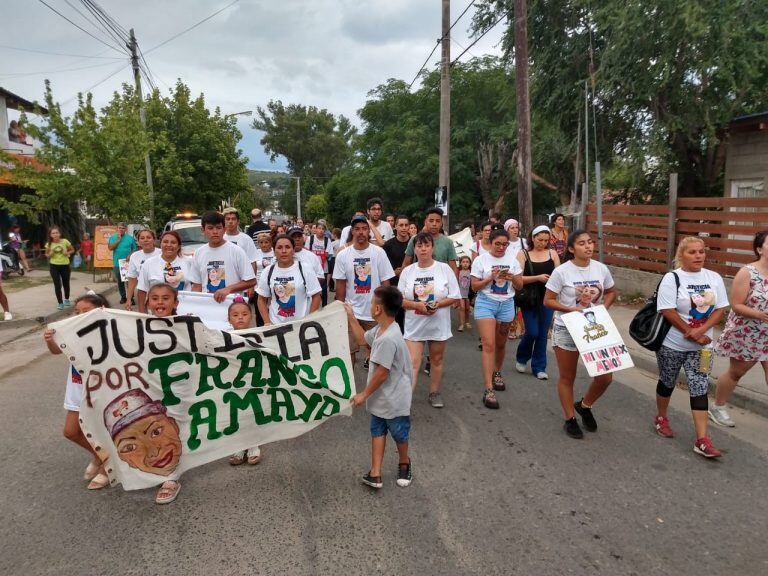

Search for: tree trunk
xmin=514 ymin=0 xmax=533 ymax=230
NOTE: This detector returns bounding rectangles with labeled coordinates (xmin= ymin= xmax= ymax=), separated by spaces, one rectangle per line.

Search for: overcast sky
xmin=2 ymin=0 xmax=504 ymax=170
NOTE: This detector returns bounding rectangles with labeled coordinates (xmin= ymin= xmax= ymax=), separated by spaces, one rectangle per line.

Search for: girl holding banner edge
xmin=544 ymin=230 xmax=616 ymax=439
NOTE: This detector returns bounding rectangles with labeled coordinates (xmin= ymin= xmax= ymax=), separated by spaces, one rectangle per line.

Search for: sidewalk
xmin=0 ymin=268 xmax=116 ymax=340
xmin=610 ymin=304 xmax=768 ymax=418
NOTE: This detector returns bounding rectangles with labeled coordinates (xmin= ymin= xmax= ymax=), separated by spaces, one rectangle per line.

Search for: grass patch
xmin=2 ymin=275 xmax=52 ymax=293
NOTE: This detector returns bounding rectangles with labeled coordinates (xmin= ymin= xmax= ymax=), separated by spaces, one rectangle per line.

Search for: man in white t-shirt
xmin=333 ymin=215 xmax=395 ymax=365
xmin=305 ymin=221 xmax=334 ymax=305
xmin=366 ymin=197 xmax=394 ymax=246
xmin=189 ymin=211 xmax=256 ymax=302
xmin=222 ymin=207 xmax=258 ymax=275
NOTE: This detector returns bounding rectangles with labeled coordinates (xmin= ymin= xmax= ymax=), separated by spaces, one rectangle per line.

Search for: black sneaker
xmin=362 ymin=473 xmax=382 ymax=489
xmin=363 ymin=358 xmax=370 ymax=370
xmin=424 ymin=357 xmax=431 ymax=375
xmin=574 ymin=400 xmax=597 ymax=432
xmin=396 ymin=460 xmax=412 ymax=487
xmin=119 ymin=297 xmax=127 ymax=304
xmin=564 ymin=417 xmax=584 ymax=439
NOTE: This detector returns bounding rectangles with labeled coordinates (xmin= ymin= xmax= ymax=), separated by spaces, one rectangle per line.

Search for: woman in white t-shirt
xmin=125 ymin=229 xmax=161 ymax=311
xmin=257 ymin=234 xmax=321 ymax=325
xmin=471 ymin=228 xmax=524 ymax=409
xmin=471 ymin=221 xmax=492 ymax=259
xmin=544 ymin=230 xmax=616 ymax=439
xmin=136 ymin=231 xmax=193 ymax=313
xmin=653 ymin=237 xmax=729 ymax=459
xmin=398 ymin=232 xmax=460 ymax=408
xmin=504 ymin=219 xmax=528 ymax=340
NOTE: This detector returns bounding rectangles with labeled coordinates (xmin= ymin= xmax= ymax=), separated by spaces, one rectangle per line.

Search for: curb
xmin=0 ymin=285 xmax=118 ymax=332
xmin=628 ymin=348 xmax=768 ymax=420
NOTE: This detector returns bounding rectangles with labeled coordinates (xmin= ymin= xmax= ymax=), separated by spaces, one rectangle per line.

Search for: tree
xmin=475 ymin=0 xmax=768 ymax=197
xmin=252 ymin=101 xmax=355 ymax=183
xmin=304 ymin=193 xmax=328 ymax=223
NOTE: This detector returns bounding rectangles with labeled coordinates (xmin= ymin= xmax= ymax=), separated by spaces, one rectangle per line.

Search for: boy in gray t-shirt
xmin=347 ymin=286 xmax=413 ymax=489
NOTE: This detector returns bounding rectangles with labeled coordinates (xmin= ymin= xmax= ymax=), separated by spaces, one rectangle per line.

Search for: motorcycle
xmin=0 ymin=241 xmax=25 ymax=277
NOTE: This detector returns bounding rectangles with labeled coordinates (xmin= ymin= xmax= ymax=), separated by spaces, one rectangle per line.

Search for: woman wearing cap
xmin=515 ymin=225 xmax=559 ymax=379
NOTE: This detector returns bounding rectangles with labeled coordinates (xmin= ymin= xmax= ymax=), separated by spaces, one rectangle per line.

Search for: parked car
xmin=163 ymin=213 xmax=206 ymax=258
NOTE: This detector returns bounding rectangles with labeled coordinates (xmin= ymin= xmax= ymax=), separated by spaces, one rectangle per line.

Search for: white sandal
xmin=83 ymin=460 xmax=101 ymax=481
xmin=87 ymin=472 xmax=109 ymax=490
xmin=155 ymin=481 xmax=181 ymax=505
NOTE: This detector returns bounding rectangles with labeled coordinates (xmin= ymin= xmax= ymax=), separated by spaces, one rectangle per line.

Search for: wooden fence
xmin=586 ymin=195 xmax=768 ymax=278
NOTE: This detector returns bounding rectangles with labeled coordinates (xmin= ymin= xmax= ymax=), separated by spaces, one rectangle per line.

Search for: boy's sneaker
xmin=396 ymin=461 xmax=412 ymax=487
xmin=535 ymin=372 xmax=549 ymax=380
xmin=457 ymin=325 xmax=464 ymax=332
xmin=708 ymin=404 xmax=735 ymax=427
xmin=428 ymin=392 xmax=444 ymax=408
xmin=564 ymin=417 xmax=584 ymax=439
xmin=362 ymin=473 xmax=383 ymax=489
xmin=693 ymin=437 xmax=722 ymax=459
xmin=3 ymin=312 xmax=12 ymax=321
xmin=492 ymin=371 xmax=506 ymax=391
xmin=574 ymin=400 xmax=597 ymax=432
xmin=482 ymin=388 xmax=499 ymax=409
xmin=362 ymin=358 xmax=370 ymax=370
xmin=515 ymin=361 xmax=527 ymax=373
xmin=654 ymin=415 xmax=674 ymax=438
xmin=424 ymin=359 xmax=431 ymax=375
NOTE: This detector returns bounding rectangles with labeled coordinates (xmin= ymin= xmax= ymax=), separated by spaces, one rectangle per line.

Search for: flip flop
xmin=247 ymin=447 xmax=262 ymax=465
xmin=83 ymin=460 xmax=101 ymax=481
xmin=155 ymin=481 xmax=181 ymax=505
xmin=229 ymin=451 xmax=247 ymax=466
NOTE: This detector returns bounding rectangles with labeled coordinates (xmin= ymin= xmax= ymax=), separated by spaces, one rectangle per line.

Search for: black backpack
xmin=629 ymin=272 xmax=680 ymax=351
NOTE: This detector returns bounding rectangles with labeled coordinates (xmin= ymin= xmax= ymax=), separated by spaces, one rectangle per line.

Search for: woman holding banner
xmin=471 ymin=228 xmax=524 ymax=409
xmin=136 ymin=231 xmax=193 ymax=312
xmin=398 ymin=232 xmax=461 ymax=409
xmin=653 ymin=237 xmax=729 ymax=458
xmin=544 ymin=230 xmax=616 ymax=439
xmin=256 ymin=234 xmax=322 ymax=325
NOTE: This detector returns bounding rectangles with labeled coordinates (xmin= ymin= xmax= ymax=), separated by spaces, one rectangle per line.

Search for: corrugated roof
xmin=0 ymin=87 xmax=49 ymax=114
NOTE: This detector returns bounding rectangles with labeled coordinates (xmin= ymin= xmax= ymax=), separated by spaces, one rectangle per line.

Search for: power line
xmin=407 ymin=0 xmax=476 ymax=90
xmin=451 ymin=7 xmax=512 ymax=65
xmin=36 ymin=0 xmax=125 ymax=53
xmin=79 ymin=0 xmax=131 ymax=51
xmin=62 ymin=0 xmax=117 ymax=46
xmin=0 ymin=43 xmax=123 ymax=59
xmin=0 ymin=59 xmax=121 ymax=78
xmin=145 ymin=0 xmax=240 ymax=54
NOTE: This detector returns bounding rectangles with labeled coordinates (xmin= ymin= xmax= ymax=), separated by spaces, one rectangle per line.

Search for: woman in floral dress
xmin=710 ymin=230 xmax=768 ymax=427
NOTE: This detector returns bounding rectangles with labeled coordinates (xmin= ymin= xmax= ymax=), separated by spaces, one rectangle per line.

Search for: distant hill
xmin=247 ymin=169 xmax=291 ymax=188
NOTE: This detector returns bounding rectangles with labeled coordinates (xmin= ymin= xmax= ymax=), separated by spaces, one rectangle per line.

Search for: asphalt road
xmin=1 ymin=317 xmax=767 ymax=575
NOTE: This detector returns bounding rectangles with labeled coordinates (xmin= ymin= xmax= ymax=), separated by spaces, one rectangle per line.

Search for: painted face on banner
xmin=113 ymin=414 xmax=183 ymax=476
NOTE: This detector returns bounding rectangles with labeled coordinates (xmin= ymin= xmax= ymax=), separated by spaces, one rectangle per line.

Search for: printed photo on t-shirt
xmin=687 ymin=284 xmax=716 ymax=327
xmin=273 ymin=277 xmax=296 ymax=318
xmin=261 ymin=256 xmax=275 ymax=269
xmin=206 ymin=261 xmax=226 ymax=292
xmin=490 ymin=265 xmax=510 ymax=295
xmin=71 ymin=365 xmax=82 ymax=385
xmin=353 ymin=258 xmax=372 ymax=294
xmin=413 ymin=276 xmax=435 ymax=315
xmin=574 ymin=282 xmax=603 ymax=307
xmin=164 ymin=262 xmax=186 ymax=290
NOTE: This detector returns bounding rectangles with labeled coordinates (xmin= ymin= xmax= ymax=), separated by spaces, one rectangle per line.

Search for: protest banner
xmin=49 ymin=302 xmax=353 ymax=490
xmin=449 ymin=227 xmax=475 ymax=260
xmin=94 ymin=225 xmax=117 ymax=269
xmin=560 ymin=305 xmax=634 ymax=377
xmin=177 ymin=290 xmax=238 ymax=330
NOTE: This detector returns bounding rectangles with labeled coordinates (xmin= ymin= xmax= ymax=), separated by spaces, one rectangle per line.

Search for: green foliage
xmin=303 ymin=193 xmax=328 ymax=223
xmin=474 ymin=0 xmax=768 ymax=197
xmin=252 ymin=101 xmax=356 ymax=181
xmin=8 ymin=80 xmax=249 ymax=229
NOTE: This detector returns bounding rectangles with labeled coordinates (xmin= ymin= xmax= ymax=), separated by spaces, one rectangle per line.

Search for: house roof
xmin=729 ymin=111 xmax=768 ymax=133
xmin=0 ymin=87 xmax=48 ymax=114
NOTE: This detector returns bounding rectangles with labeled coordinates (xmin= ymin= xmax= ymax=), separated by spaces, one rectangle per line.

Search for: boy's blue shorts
xmin=370 ymin=414 xmax=410 ymax=444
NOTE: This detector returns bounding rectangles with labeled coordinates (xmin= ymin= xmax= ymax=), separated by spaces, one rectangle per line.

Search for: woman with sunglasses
xmin=136 ymin=231 xmax=194 ymax=312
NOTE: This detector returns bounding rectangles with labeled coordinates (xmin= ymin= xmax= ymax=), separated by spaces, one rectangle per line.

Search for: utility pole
xmin=128 ymin=29 xmax=155 ymax=227
xmin=514 ymin=0 xmax=532 ymax=232
xmin=296 ymin=177 xmax=302 ymax=220
xmin=438 ymin=0 xmax=450 ymax=230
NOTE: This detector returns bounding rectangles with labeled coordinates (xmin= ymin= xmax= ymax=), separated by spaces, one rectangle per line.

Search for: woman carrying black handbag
xmin=514 ymin=225 xmax=560 ymax=379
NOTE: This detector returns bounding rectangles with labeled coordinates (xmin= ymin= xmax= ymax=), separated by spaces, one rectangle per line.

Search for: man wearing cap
xmin=333 ymin=215 xmax=395 ymax=366
xmin=223 ymin=207 xmax=258 ymax=275
xmin=107 ymin=222 xmax=138 ymax=304
xmin=245 ymin=208 xmax=270 ymax=243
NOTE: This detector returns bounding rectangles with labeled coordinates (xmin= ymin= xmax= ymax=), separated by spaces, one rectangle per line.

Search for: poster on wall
xmin=560 ymin=305 xmax=634 ymax=377
xmin=94 ymin=225 xmax=117 ymax=269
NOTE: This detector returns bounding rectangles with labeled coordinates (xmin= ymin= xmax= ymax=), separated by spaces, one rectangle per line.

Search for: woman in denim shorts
xmin=470 ymin=229 xmax=524 ymax=409
xmin=544 ymin=230 xmax=616 ymax=439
